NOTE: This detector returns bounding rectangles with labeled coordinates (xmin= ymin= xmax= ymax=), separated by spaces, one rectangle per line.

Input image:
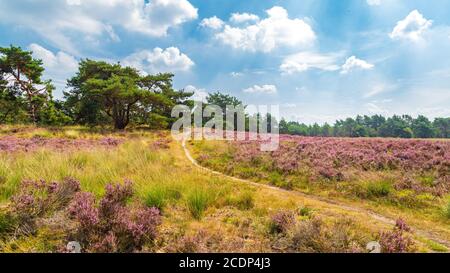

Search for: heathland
xmin=0 ymin=126 xmax=448 ymax=253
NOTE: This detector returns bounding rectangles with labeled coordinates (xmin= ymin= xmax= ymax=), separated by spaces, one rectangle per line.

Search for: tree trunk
xmin=114 ymin=118 xmax=128 ymax=130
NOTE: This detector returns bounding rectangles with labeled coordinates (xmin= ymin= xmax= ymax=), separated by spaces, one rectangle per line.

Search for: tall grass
xmin=225 ymin=191 xmax=254 ymax=210
xmin=144 ymin=185 xmax=182 ymax=210
xmin=445 ymin=200 xmax=450 ymax=219
xmin=0 ymin=129 xmax=231 ymax=224
xmin=186 ymin=189 xmax=212 ymax=220
xmin=365 ymin=181 xmax=392 ymax=198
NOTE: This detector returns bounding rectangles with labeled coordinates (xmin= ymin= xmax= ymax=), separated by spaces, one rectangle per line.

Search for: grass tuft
xmin=186 ymin=189 xmax=211 ymax=220
xmin=144 ymin=185 xmax=181 ymax=211
xmin=365 ymin=181 xmax=392 ymax=198
xmin=445 ymin=200 xmax=450 ymax=219
xmin=225 ymin=191 xmax=254 ymax=210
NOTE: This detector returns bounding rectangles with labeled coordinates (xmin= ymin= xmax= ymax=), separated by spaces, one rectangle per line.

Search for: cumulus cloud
xmin=28 ymin=43 xmax=78 ymax=87
xmin=390 ymin=10 xmax=432 ymax=41
xmin=0 ymin=0 xmax=198 ymax=54
xmin=199 ymin=16 xmax=224 ymax=30
xmin=280 ymin=52 xmax=340 ymax=74
xmin=122 ymin=47 xmax=194 ymax=74
xmin=214 ymin=6 xmax=316 ymax=52
xmin=366 ymin=0 xmax=381 ymax=6
xmin=243 ymin=85 xmax=278 ymax=94
xmin=341 ymin=56 xmax=374 ymax=74
xmin=185 ymin=85 xmax=208 ymax=102
xmin=230 ymin=12 xmax=259 ymax=24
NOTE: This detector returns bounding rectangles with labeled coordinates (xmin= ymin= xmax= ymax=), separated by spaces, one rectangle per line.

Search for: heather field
xmin=1 ymin=126 xmax=448 ymax=253
xmin=190 ymin=135 xmax=450 ymax=249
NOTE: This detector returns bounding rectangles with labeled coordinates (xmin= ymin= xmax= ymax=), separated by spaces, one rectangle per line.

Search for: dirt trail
xmin=181 ymin=138 xmax=450 ymax=250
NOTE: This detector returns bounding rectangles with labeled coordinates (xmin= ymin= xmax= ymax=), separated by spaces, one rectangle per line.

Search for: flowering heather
xmin=151 ymin=138 xmax=171 ymax=150
xmin=68 ymin=181 xmax=162 ymax=253
xmin=68 ymin=192 xmax=100 ymax=230
xmin=0 ymin=136 xmax=123 ymax=153
xmin=270 ymin=210 xmax=296 ymax=234
xmin=379 ymin=219 xmax=415 ymax=253
xmin=10 ymin=178 xmax=81 ymax=235
xmin=224 ymin=136 xmax=449 ymax=195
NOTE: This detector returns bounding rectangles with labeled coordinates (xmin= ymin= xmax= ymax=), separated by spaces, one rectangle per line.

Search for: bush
xmin=10 ymin=178 xmax=80 ymax=236
xmin=273 ymin=217 xmax=364 ymax=253
xmin=270 ymin=210 xmax=296 ymax=234
xmin=68 ymin=181 xmax=162 ymax=253
xmin=379 ymin=219 xmax=415 ymax=253
xmin=186 ymin=189 xmax=211 ymax=220
xmin=365 ymin=181 xmax=392 ymax=198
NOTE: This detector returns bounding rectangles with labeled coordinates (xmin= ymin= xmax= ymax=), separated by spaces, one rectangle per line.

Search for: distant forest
xmin=279 ymin=115 xmax=449 ymax=139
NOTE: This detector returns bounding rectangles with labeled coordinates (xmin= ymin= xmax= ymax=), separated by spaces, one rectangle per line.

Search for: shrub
xmin=289 ymin=217 xmax=325 ymax=252
xmin=166 ymin=231 xmax=206 ymax=253
xmin=68 ymin=181 xmax=162 ymax=253
xmin=365 ymin=181 xmax=392 ymax=198
xmin=186 ymin=189 xmax=211 ymax=220
xmin=274 ymin=217 xmax=364 ymax=253
xmin=270 ymin=210 xmax=296 ymax=234
xmin=10 ymin=178 xmax=80 ymax=236
xmin=379 ymin=218 xmax=415 ymax=253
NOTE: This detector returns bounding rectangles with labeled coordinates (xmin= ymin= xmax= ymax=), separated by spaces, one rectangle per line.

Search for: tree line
xmin=1 ymin=45 xmax=449 ymax=138
xmin=279 ymin=115 xmax=449 ymax=139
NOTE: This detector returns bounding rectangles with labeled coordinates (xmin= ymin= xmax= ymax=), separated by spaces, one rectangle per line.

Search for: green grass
xmin=186 ymin=189 xmax=212 ymax=220
xmin=364 ymin=181 xmax=392 ymax=198
xmin=0 ymin=212 xmax=16 ymax=240
xmin=144 ymin=185 xmax=182 ymax=211
xmin=225 ymin=191 xmax=254 ymax=210
xmin=298 ymin=206 xmax=314 ymax=217
xmin=445 ymin=200 xmax=450 ymax=219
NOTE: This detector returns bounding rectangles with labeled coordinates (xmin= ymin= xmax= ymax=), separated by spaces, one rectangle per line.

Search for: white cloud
xmin=243 ymin=84 xmax=278 ymax=94
xmin=341 ymin=56 xmax=374 ymax=74
xmin=280 ymin=52 xmax=340 ymax=74
xmin=367 ymin=0 xmax=381 ymax=6
xmin=123 ymin=47 xmax=194 ymax=74
xmin=230 ymin=72 xmax=244 ymax=77
xmin=28 ymin=43 xmax=78 ymax=86
xmin=185 ymin=85 xmax=208 ymax=102
xmin=0 ymin=0 xmax=198 ymax=54
xmin=214 ymin=6 xmax=316 ymax=52
xmin=364 ymin=83 xmax=396 ymax=98
xmin=366 ymin=102 xmax=389 ymax=115
xmin=200 ymin=16 xmax=224 ymax=30
xmin=390 ymin=10 xmax=432 ymax=41
xmin=230 ymin=13 xmax=259 ymax=24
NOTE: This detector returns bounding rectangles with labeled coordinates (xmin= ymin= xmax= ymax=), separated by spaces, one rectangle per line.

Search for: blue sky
xmin=1 ymin=0 xmax=449 ymax=124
